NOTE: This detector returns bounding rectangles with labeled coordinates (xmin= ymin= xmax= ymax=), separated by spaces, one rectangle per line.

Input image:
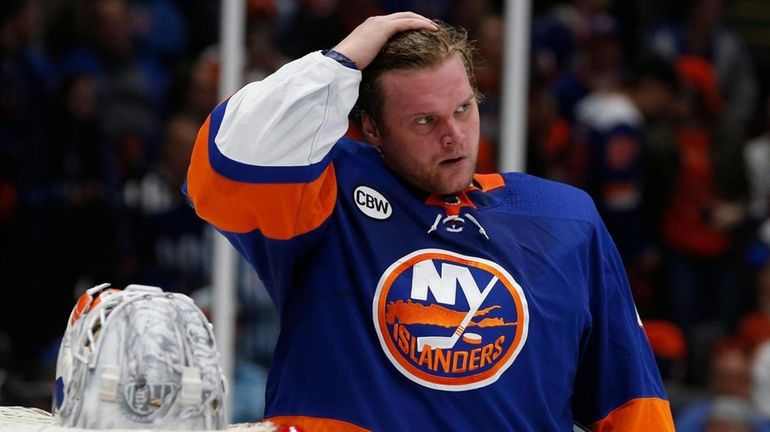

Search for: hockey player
xmin=185 ymin=12 xmax=674 ymax=431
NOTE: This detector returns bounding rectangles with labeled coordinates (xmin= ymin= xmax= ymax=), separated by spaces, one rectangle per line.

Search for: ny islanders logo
xmin=373 ymin=249 xmax=529 ymax=391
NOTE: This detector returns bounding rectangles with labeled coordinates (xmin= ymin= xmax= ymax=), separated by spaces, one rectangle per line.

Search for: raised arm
xmin=186 ymin=12 xmax=437 ymax=234
xmin=184 ymin=13 xmax=436 ymax=287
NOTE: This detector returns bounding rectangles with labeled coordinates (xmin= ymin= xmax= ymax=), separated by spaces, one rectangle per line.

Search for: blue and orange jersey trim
xmin=591 ymin=397 xmax=674 ymax=431
xmin=186 ymin=113 xmax=338 ymax=239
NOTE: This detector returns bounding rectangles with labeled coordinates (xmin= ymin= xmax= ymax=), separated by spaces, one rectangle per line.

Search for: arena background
xmin=1 ymin=0 xmax=770 ymax=427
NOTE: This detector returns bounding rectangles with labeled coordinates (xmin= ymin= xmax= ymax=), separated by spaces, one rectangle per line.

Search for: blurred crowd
xmin=527 ymin=1 xmax=770 ymax=431
xmin=1 ymin=0 xmax=770 ymax=428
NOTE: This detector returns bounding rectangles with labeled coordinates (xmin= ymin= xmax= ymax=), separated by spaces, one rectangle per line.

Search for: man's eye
xmin=456 ymin=103 xmax=470 ymax=113
xmin=416 ymin=116 xmax=433 ymax=125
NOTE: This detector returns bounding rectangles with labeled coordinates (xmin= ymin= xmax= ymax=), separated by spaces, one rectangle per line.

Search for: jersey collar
xmin=424 ymin=173 xmax=506 ymax=215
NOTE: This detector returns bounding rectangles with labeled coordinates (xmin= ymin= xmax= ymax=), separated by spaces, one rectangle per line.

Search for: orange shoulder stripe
xmin=590 ymin=397 xmax=674 ymax=432
xmin=266 ymin=415 xmax=371 ymax=432
xmin=186 ymin=115 xmax=337 ymax=239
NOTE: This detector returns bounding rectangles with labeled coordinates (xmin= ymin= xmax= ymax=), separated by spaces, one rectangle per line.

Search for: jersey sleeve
xmin=183 ymin=51 xmax=361 ymax=293
xmin=572 ymin=213 xmax=674 ymax=431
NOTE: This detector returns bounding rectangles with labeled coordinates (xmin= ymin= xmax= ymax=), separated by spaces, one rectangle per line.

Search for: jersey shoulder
xmin=497 ymin=172 xmax=601 ymax=224
xmin=331 ymin=136 xmax=380 ymax=164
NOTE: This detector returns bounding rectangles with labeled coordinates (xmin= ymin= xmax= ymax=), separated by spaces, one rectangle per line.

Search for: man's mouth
xmin=440 ymin=156 xmax=465 ymax=166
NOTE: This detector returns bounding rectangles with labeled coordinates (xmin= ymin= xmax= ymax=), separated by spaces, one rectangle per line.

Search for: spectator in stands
xmin=676 ymin=341 xmax=756 ymax=431
xmin=551 ymin=12 xmax=625 ymax=124
xmin=120 ymin=113 xmax=210 ymax=295
xmin=56 ymin=0 xmax=166 ymax=170
xmin=660 ymin=55 xmax=748 ymax=333
xmin=473 ymin=13 xmax=504 ymax=173
xmin=43 ymin=72 xmax=118 ymax=292
xmin=169 ymin=46 xmax=221 ymax=123
xmin=705 ymin=396 xmax=756 ymax=432
xmin=749 ymin=341 xmax=770 ymax=429
xmin=736 ymin=261 xmax=770 ymax=355
xmin=0 ymin=0 xmax=66 ymax=385
xmin=131 ymin=0 xmax=188 ymax=60
xmin=646 ymin=0 xmax=758 ymax=131
xmin=0 ymin=0 xmax=54 ymax=193
xmin=244 ymin=6 xmax=290 ymax=83
xmin=277 ymin=0 xmax=349 ymax=60
xmin=526 ymin=77 xmax=573 ymax=183
xmin=744 ymin=96 xmax=770 ymax=252
xmin=644 ymin=319 xmax=704 ymax=416
xmin=531 ymin=6 xmax=578 ymax=85
xmin=571 ymin=54 xmax=677 ymax=265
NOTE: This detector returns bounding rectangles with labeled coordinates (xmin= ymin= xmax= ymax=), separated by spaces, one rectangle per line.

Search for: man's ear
xmin=361 ymin=112 xmax=381 ymax=146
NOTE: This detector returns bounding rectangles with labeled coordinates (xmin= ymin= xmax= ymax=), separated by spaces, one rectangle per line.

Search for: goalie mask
xmin=53 ymin=283 xmax=228 ymax=430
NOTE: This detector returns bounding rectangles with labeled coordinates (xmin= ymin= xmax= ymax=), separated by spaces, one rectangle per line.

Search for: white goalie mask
xmin=53 ymin=283 xmax=228 ymax=430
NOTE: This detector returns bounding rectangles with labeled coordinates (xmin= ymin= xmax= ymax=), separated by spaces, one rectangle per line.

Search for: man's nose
xmin=440 ymin=118 xmax=465 ymax=147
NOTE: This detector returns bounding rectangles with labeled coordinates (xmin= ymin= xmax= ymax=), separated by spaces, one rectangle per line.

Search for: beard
xmin=379 ymin=146 xmax=477 ymax=195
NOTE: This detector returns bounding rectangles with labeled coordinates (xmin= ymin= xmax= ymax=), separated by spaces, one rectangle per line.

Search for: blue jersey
xmin=185 ymin=51 xmax=673 ymax=431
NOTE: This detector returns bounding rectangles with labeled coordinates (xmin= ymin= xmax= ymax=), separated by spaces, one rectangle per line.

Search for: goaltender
xmin=185 ymin=12 xmax=675 ymax=431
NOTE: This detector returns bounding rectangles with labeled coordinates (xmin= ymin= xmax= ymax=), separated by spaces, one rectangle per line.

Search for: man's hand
xmin=332 ymin=12 xmax=438 ymax=70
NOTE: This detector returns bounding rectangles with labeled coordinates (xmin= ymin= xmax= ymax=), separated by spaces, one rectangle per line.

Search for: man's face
xmin=366 ymin=55 xmax=480 ymax=195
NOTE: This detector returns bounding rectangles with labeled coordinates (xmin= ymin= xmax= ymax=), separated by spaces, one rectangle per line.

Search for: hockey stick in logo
xmin=417 ymin=275 xmax=499 ymax=352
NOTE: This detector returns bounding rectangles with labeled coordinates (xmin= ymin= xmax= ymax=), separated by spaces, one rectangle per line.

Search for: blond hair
xmin=357 ymin=21 xmax=480 ymax=130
